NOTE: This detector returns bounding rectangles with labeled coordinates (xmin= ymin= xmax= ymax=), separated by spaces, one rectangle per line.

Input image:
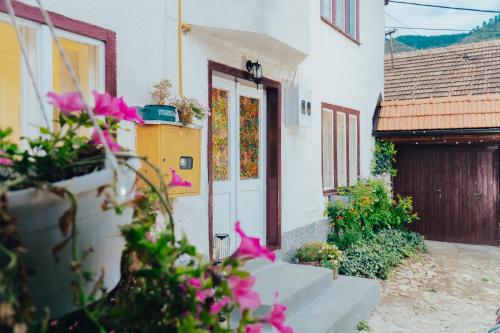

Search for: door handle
xmin=472 ymin=192 xmax=483 ymax=196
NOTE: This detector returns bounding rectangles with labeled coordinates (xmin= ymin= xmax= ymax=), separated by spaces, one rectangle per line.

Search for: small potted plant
xmin=171 ymin=95 xmax=208 ymax=126
xmin=142 ymin=79 xmax=177 ymax=122
xmin=296 ymin=242 xmax=342 ymax=278
xmin=295 ymin=241 xmax=323 ymax=266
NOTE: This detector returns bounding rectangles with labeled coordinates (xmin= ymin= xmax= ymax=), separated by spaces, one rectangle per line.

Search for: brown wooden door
xmin=393 ymin=145 xmax=499 ymax=245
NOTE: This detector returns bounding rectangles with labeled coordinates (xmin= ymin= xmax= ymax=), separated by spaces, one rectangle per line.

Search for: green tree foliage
xmin=385 ymin=14 xmax=500 ymax=54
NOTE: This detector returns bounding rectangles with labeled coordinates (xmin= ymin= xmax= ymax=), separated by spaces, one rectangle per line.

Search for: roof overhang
xmin=373 ymin=94 xmax=500 ymax=144
xmin=374 ymin=94 xmax=500 ymax=132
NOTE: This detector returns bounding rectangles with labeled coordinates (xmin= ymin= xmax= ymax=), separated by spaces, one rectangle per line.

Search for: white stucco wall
xmin=15 ymin=0 xmax=385 ymax=254
xmin=283 ymin=0 xmax=385 ymax=232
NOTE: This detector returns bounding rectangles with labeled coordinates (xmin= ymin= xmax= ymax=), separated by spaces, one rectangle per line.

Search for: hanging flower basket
xmin=6 ymin=163 xmax=137 ymax=319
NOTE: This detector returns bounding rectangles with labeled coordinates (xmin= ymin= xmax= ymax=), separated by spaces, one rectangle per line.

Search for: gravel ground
xmin=368 ymin=241 xmax=500 ymax=333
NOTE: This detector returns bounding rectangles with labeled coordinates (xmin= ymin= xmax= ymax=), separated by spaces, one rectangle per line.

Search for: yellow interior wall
xmin=0 ymin=21 xmax=21 ymax=143
xmin=136 ymin=124 xmax=201 ymax=197
xmin=52 ymin=38 xmax=92 ymax=132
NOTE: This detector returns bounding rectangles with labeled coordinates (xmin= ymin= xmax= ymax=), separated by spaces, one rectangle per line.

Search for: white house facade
xmin=0 ymin=0 xmax=385 ymax=258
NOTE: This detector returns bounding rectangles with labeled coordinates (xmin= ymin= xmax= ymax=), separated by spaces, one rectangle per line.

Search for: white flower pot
xmin=6 ymin=163 xmax=137 ymax=319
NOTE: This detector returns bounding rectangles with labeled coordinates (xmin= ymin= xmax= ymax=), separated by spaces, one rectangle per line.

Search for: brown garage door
xmin=393 ymin=145 xmax=499 ymax=245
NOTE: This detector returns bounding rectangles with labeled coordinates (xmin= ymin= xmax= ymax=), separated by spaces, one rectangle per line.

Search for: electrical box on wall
xmin=284 ymin=86 xmax=312 ymax=127
xmin=136 ymin=124 xmax=201 ymax=197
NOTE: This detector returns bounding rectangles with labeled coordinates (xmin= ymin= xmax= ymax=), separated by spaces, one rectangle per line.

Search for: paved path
xmin=368 ymin=241 xmax=500 ymax=333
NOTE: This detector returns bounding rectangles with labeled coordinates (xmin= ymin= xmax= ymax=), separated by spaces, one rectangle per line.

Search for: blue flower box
xmin=140 ymin=105 xmax=177 ymax=122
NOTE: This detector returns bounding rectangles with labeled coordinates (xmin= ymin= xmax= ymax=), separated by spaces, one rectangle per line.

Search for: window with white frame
xmin=0 ymin=14 xmax=105 ymax=142
xmin=322 ymin=104 xmax=359 ymax=193
xmin=320 ymin=0 xmax=358 ymax=40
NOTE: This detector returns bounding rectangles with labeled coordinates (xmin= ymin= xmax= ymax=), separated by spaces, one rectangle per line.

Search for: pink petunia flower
xmin=233 ymin=222 xmax=276 ymax=262
xmin=168 ymin=168 xmax=192 ymax=187
xmin=47 ymin=91 xmax=84 ymax=114
xmin=210 ymin=295 xmax=231 ymax=315
xmin=228 ymin=275 xmax=261 ymax=312
xmin=187 ymin=277 xmax=202 ymax=289
xmin=195 ymin=289 xmax=214 ymax=303
xmin=114 ymin=97 xmax=144 ymax=125
xmin=261 ymin=292 xmax=293 ymax=333
xmin=0 ymin=157 xmax=13 ymax=166
xmin=92 ymin=91 xmax=117 ymax=117
xmin=90 ymin=129 xmax=121 ymax=152
xmin=246 ymin=323 xmax=263 ymax=333
xmin=145 ymin=231 xmax=157 ymax=243
xmin=92 ymin=91 xmax=144 ymax=124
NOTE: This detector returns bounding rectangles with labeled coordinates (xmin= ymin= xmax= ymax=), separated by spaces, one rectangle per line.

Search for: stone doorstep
xmin=286 ymin=276 xmax=381 ymax=333
xmin=243 ymin=260 xmax=381 ymax=333
xmin=250 ymin=261 xmax=333 ymax=317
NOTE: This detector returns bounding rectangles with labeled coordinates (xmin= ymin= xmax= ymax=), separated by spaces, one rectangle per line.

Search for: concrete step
xmin=285 ymin=275 xmax=381 ymax=333
xmin=243 ymin=258 xmax=275 ymax=273
xmin=249 ymin=261 xmax=333 ymax=317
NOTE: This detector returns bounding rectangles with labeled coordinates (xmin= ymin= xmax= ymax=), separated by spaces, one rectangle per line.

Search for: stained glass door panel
xmin=239 ymin=96 xmax=260 ymax=180
xmin=212 ymin=88 xmax=230 ymax=181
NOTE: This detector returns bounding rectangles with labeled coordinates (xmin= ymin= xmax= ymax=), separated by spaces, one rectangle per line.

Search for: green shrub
xmin=339 ymin=229 xmax=425 ymax=280
xmin=326 ymin=179 xmax=418 ymax=250
xmin=371 ymin=140 xmax=397 ymax=177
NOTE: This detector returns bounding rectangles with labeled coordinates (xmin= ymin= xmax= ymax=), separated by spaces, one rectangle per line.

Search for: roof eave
xmin=373 ymin=128 xmax=500 ymax=138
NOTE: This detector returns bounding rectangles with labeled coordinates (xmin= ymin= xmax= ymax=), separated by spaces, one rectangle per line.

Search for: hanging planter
xmin=0 ymin=89 xmax=143 ymax=319
xmin=6 ymin=163 xmax=137 ymax=318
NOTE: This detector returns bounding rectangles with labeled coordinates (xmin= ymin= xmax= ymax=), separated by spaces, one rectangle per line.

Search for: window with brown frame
xmin=321 ymin=103 xmax=360 ymax=194
xmin=320 ymin=0 xmax=359 ymax=41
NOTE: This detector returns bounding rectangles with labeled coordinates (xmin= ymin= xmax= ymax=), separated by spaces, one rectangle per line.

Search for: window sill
xmin=323 ymin=189 xmax=339 ymax=196
xmin=320 ymin=17 xmax=360 ymax=45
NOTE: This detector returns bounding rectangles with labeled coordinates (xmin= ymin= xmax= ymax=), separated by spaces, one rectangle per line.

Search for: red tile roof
xmin=384 ymin=40 xmax=500 ymax=101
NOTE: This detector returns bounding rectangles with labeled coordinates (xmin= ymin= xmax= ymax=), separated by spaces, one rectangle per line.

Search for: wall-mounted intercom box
xmin=284 ymin=86 xmax=312 ymax=128
xmin=136 ymin=124 xmax=201 ymax=197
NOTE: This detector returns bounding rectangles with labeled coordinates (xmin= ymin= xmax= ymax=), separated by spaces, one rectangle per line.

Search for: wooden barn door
xmin=393 ymin=145 xmax=499 ymax=245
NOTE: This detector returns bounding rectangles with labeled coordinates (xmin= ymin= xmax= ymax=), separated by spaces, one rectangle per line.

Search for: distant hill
xmin=385 ymin=14 xmax=500 ymax=54
xmin=385 ymin=39 xmax=415 ymax=53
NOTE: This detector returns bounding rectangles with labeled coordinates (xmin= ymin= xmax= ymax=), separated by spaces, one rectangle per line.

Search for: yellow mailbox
xmin=136 ymin=124 xmax=201 ymax=197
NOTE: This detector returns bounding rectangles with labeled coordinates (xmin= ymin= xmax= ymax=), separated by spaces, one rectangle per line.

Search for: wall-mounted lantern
xmin=213 ymin=233 xmax=230 ymax=263
xmin=246 ymin=60 xmax=263 ymax=89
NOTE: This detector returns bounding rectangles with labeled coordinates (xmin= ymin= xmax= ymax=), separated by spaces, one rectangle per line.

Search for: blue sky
xmin=385 ymin=0 xmax=500 ymax=36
